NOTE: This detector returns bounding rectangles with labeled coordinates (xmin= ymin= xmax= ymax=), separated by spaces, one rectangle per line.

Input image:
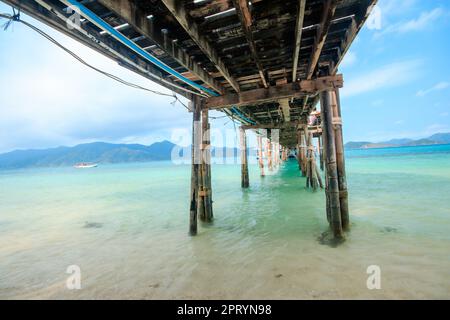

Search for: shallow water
xmin=0 ymin=145 xmax=449 ymax=299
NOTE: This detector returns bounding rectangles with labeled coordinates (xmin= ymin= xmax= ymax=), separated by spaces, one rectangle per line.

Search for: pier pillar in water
xmin=240 ymin=127 xmax=250 ymax=188
xmin=298 ymin=125 xmax=307 ymax=176
xmin=199 ymin=108 xmax=213 ymax=222
xmin=318 ymin=135 xmax=324 ymax=171
xmin=257 ymin=132 xmax=265 ymax=177
xmin=331 ymin=89 xmax=349 ymax=230
xmin=189 ymin=95 xmax=202 ymax=235
xmin=320 ymin=90 xmax=344 ymax=239
xmin=267 ymin=129 xmax=273 ymax=171
xmin=306 ymin=132 xmax=322 ymax=191
xmin=296 ymin=127 xmax=302 ymax=171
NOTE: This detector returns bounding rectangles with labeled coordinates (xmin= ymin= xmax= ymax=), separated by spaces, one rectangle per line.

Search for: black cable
xmin=0 ymin=12 xmax=189 ymax=110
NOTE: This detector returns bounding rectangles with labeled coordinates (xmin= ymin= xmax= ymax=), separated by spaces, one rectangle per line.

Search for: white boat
xmin=74 ymin=162 xmax=98 ymax=169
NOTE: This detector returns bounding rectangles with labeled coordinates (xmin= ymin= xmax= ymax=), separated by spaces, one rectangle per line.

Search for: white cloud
xmin=416 ymin=82 xmax=450 ymax=97
xmin=341 ymin=60 xmax=422 ymax=98
xmin=375 ymin=7 xmax=444 ymax=36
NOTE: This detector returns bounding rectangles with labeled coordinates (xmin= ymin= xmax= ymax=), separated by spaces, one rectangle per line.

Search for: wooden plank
xmin=306 ymin=0 xmax=337 ymax=79
xmin=161 ymin=0 xmax=241 ymax=93
xmin=189 ymin=0 xmax=233 ymax=19
xmin=292 ymin=0 xmax=306 ymax=82
xmin=232 ymin=0 xmax=268 ymax=88
xmin=205 ymin=75 xmax=343 ymax=109
xmin=97 ymin=0 xmax=224 ymax=94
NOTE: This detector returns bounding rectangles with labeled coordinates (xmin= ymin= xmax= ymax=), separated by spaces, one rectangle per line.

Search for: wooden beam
xmin=161 ymin=0 xmax=241 ymax=93
xmin=232 ymin=0 xmax=268 ymax=88
xmin=97 ymin=0 xmax=224 ymax=94
xmin=306 ymin=0 xmax=337 ymax=79
xmin=292 ymin=0 xmax=306 ymax=82
xmin=205 ymin=75 xmax=343 ymax=110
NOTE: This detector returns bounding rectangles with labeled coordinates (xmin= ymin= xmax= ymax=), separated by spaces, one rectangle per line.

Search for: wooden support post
xmin=274 ymin=143 xmax=279 ymax=167
xmin=318 ymin=135 xmax=324 ymax=171
xmin=306 ymin=132 xmax=321 ymax=191
xmin=322 ymin=130 xmax=331 ymax=223
xmin=300 ymin=126 xmax=307 ymax=176
xmin=240 ymin=127 xmax=250 ymax=188
xmin=267 ymin=130 xmax=273 ymax=171
xmin=199 ymin=108 xmax=213 ymax=222
xmin=189 ymin=96 xmax=202 ymax=235
xmin=331 ymin=89 xmax=349 ymax=230
xmin=321 ymin=90 xmax=344 ymax=239
xmin=296 ymin=128 xmax=302 ymax=171
xmin=257 ymin=134 xmax=265 ymax=177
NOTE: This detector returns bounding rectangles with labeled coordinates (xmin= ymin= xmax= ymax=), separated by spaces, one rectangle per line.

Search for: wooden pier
xmin=2 ymin=0 xmax=378 ymax=240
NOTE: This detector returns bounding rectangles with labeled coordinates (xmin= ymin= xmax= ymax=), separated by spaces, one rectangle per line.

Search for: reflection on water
xmin=0 ymin=145 xmax=449 ymax=299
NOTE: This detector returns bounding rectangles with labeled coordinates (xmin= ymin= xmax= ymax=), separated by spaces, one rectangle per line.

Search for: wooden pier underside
xmin=3 ymin=0 xmax=376 ymax=147
xmin=2 ymin=0 xmax=377 ymax=238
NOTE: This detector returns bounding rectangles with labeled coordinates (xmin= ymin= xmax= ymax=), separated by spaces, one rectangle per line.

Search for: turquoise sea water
xmin=0 ymin=144 xmax=449 ymax=299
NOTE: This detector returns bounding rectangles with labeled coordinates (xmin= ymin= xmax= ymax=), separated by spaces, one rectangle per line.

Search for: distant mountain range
xmin=345 ymin=133 xmax=450 ymax=149
xmin=0 ymin=141 xmax=240 ymax=170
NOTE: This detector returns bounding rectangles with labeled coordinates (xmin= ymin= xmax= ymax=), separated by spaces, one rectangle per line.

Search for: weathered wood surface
xmin=331 ymin=89 xmax=349 ymax=230
xmin=205 ymin=75 xmax=343 ymax=110
xmin=199 ymin=108 xmax=213 ymax=222
xmin=161 ymin=0 xmax=241 ymax=93
xmin=321 ymin=90 xmax=343 ymax=239
xmin=257 ymin=134 xmax=265 ymax=177
xmin=240 ymin=127 xmax=250 ymax=188
xmin=189 ymin=96 xmax=202 ymax=235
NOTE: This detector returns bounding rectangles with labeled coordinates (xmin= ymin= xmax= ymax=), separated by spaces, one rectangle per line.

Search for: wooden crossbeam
xmin=292 ymin=0 xmax=306 ymax=82
xmin=161 ymin=0 xmax=241 ymax=93
xmin=205 ymin=75 xmax=343 ymax=110
xmin=306 ymin=0 xmax=337 ymax=79
xmin=97 ymin=0 xmax=224 ymax=94
xmin=232 ymin=0 xmax=268 ymax=88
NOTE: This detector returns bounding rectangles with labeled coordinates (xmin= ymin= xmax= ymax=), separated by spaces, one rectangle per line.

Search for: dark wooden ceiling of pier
xmin=2 ymin=0 xmax=377 ymax=147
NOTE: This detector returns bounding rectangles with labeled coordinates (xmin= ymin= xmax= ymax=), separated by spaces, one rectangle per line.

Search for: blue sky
xmin=0 ymin=0 xmax=449 ymax=153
